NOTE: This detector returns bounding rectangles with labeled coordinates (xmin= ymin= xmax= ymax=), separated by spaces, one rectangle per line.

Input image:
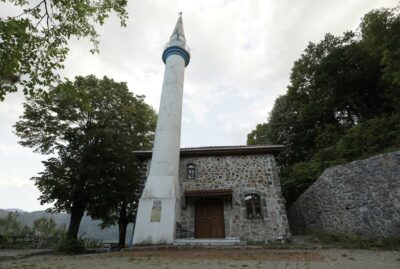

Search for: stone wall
xmin=138 ymin=153 xmax=290 ymax=242
xmin=287 ymin=151 xmax=400 ymax=239
xmin=178 ymin=154 xmax=290 ymax=242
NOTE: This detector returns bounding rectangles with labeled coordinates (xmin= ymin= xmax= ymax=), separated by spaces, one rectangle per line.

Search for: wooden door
xmin=194 ymin=198 xmax=225 ymax=238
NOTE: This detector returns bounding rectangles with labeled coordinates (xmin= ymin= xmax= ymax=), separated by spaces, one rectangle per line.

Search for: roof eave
xmin=134 ymin=145 xmax=284 ymax=160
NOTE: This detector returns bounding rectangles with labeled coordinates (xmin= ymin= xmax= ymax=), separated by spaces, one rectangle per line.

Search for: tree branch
xmin=35 ymin=13 xmax=47 ymax=29
xmin=44 ymin=0 xmax=50 ymax=29
xmin=15 ymin=0 xmax=45 ymax=18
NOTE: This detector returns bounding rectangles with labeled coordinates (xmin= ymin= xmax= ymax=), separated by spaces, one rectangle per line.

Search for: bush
xmin=314 ymin=232 xmax=400 ymax=250
xmin=55 ymin=237 xmax=86 ymax=254
xmin=335 ymin=114 xmax=400 ymax=161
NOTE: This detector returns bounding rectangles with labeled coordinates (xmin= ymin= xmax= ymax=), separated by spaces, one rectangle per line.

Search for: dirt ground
xmin=0 ymin=248 xmax=399 ymax=269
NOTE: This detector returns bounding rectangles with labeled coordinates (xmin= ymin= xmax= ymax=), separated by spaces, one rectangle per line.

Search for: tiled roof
xmin=184 ymin=188 xmax=233 ymax=196
xmin=184 ymin=189 xmax=233 ymax=201
xmin=181 ymin=145 xmax=275 ymax=150
xmin=134 ymin=144 xmax=283 ymax=159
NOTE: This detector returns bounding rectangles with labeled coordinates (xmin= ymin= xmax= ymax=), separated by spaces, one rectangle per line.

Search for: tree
xmin=0 ymin=212 xmax=22 ymax=236
xmin=0 ymin=0 xmax=128 ymax=100
xmin=85 ymin=114 xmax=146 ymax=248
xmin=90 ymin=169 xmax=140 ymax=249
xmin=15 ymin=75 xmax=156 ymax=241
xmin=360 ymin=6 xmax=400 ymax=87
xmin=248 ymin=6 xmax=400 ymax=204
xmin=247 ymin=123 xmax=273 ymax=145
xmin=33 ymin=217 xmax=65 ymax=237
xmin=359 ymin=6 xmax=400 ymax=111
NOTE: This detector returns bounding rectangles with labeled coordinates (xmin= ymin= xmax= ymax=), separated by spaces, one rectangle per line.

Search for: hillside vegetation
xmin=248 ymin=7 xmax=400 ymax=204
xmin=0 ymin=209 xmax=133 ymax=242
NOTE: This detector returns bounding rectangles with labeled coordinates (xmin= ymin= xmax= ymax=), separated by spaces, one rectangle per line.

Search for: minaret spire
xmin=171 ymin=12 xmax=185 ymax=39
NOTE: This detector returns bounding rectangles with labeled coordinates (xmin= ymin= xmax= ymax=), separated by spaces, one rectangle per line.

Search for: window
xmin=187 ymin=164 xmax=195 ymax=179
xmin=245 ymin=194 xmax=263 ymax=219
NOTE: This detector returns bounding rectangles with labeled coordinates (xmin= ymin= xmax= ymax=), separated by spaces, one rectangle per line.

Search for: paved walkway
xmin=0 ymin=249 xmax=399 ymax=268
xmin=0 ymin=249 xmax=53 ymax=261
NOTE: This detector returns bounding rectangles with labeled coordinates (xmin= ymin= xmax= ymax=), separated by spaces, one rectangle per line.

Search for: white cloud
xmin=0 ymin=176 xmax=34 ymax=188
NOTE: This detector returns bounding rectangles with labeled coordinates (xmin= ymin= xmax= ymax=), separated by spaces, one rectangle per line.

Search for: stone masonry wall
xmin=287 ymin=151 xmax=400 ymax=239
xmin=178 ymin=154 xmax=290 ymax=242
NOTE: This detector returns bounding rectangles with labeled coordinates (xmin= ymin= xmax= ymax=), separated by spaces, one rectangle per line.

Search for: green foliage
xmin=247 ymin=6 xmax=400 ymax=204
xmin=0 ymin=208 xmax=133 ymax=241
xmin=14 ymin=75 xmax=157 ymax=240
xmin=33 ymin=217 xmax=66 ymax=238
xmin=334 ymin=114 xmax=400 ymax=161
xmin=280 ymin=161 xmax=323 ymax=205
xmin=315 ymin=232 xmax=400 ymax=250
xmin=0 ymin=212 xmax=24 ymax=236
xmin=247 ymin=123 xmax=273 ymax=145
xmin=0 ymin=0 xmax=128 ymax=100
xmin=0 ymin=212 xmax=68 ymax=249
xmin=55 ymin=237 xmax=86 ymax=254
xmin=360 ymin=6 xmax=400 ymax=87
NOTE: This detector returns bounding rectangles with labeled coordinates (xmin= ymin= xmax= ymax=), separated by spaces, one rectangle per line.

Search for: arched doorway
xmin=194 ymin=198 xmax=225 ymax=238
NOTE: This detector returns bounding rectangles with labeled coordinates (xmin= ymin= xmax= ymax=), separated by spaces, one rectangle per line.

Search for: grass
xmin=313 ymin=233 xmax=400 ymax=250
xmin=248 ymin=234 xmax=400 ymax=250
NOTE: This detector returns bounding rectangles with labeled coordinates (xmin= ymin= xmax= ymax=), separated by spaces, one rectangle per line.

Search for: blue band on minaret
xmin=162 ymin=46 xmax=190 ymax=67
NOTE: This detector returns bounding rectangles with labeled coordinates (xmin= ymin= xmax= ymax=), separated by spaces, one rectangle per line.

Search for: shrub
xmin=55 ymin=237 xmax=86 ymax=254
xmin=314 ymin=232 xmax=400 ymax=250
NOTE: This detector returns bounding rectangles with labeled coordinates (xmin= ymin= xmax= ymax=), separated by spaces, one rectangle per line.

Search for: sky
xmin=0 ymin=0 xmax=398 ymax=212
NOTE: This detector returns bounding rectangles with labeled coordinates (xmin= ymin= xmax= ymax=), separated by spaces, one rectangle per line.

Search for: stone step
xmin=173 ymin=238 xmax=247 ymax=246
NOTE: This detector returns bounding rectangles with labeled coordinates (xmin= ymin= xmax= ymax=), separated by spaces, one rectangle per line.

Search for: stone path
xmin=0 ymin=249 xmax=399 ymax=268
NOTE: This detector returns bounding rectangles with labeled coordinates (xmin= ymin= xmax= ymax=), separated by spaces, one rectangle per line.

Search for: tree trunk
xmin=118 ymin=202 xmax=128 ymax=249
xmin=67 ymin=201 xmax=85 ymax=240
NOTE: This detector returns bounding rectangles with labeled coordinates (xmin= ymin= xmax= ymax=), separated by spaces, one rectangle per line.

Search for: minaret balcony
xmin=162 ymin=40 xmax=191 ymax=66
xmin=164 ymin=40 xmax=190 ymax=53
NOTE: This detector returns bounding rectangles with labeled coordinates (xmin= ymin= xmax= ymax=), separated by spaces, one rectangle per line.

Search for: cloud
xmin=0 ymin=0 xmax=398 ymax=210
xmin=0 ymin=176 xmax=34 ymax=188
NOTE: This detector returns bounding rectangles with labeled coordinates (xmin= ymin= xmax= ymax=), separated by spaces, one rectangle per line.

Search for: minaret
xmin=133 ymin=14 xmax=190 ymax=245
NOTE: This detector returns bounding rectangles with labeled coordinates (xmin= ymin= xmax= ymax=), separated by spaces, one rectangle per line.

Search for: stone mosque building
xmin=132 ymin=14 xmax=290 ymax=245
xmin=135 ymin=146 xmax=290 ymax=244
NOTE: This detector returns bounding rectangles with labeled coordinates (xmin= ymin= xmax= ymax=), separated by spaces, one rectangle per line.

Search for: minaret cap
xmin=171 ymin=12 xmax=185 ymax=39
xmin=162 ymin=13 xmax=190 ymax=67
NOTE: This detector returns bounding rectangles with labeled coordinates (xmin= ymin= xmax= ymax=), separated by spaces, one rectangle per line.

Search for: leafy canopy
xmin=15 ymin=75 xmax=156 ymax=214
xmin=0 ymin=212 xmax=25 ymax=236
xmin=33 ymin=217 xmax=66 ymax=237
xmin=247 ymin=6 xmax=400 ymax=204
xmin=0 ymin=0 xmax=128 ymax=100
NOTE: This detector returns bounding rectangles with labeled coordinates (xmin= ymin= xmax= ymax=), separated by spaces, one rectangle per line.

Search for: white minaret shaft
xmin=133 ymin=14 xmax=190 ymax=245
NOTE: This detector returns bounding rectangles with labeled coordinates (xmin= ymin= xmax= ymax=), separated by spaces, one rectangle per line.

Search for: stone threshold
xmin=173 ymin=237 xmax=246 ymax=246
